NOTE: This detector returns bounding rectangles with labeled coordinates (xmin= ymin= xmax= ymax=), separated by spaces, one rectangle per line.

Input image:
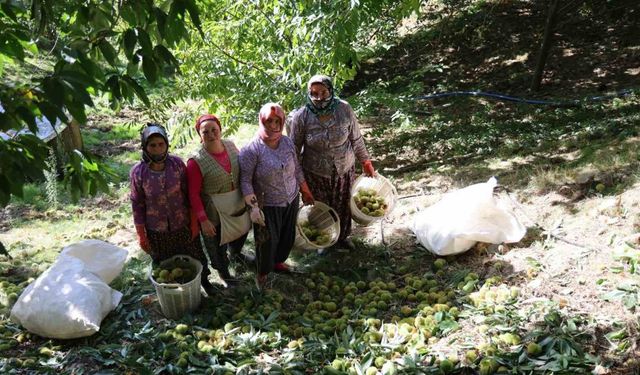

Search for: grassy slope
xmin=1 ymin=1 xmax=640 ymax=374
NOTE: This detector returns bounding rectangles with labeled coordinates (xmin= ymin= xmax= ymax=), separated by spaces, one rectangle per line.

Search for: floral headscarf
xmin=258 ymin=103 xmax=285 ymax=143
xmin=305 ymin=74 xmax=339 ymax=116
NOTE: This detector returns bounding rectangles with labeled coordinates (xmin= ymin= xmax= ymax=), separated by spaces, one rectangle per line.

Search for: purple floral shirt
xmin=130 ymin=155 xmax=190 ymax=232
xmin=239 ymin=136 xmax=304 ymax=207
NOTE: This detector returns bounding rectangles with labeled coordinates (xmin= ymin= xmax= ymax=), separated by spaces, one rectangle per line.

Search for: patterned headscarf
xmin=140 ymin=123 xmax=169 ymax=163
xmin=305 ymin=74 xmax=339 ymax=116
xmin=258 ymin=103 xmax=285 ymax=143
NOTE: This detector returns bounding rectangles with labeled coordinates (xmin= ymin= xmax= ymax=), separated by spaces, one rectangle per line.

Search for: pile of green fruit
xmin=152 ymin=264 xmax=196 ymax=284
xmin=0 ymin=280 xmax=22 ymax=306
xmin=353 ymin=188 xmax=388 ymax=217
xmin=468 ymin=281 xmax=520 ymax=311
xmin=300 ymin=221 xmax=331 ymax=246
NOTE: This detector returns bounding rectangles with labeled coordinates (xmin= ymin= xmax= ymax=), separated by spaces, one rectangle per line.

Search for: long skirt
xmin=147 ymin=226 xmax=210 ymax=282
xmin=304 ymin=165 xmax=355 ymax=241
xmin=254 ymin=195 xmax=299 ymax=275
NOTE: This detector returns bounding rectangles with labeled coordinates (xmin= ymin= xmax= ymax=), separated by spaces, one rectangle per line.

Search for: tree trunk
xmin=530 ymin=0 xmax=560 ymax=91
xmin=68 ymin=118 xmax=84 ymax=151
xmin=58 ymin=118 xmax=84 ymax=152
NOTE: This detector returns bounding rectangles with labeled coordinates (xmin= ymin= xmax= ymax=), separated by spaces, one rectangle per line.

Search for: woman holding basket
xmin=187 ymin=114 xmax=254 ymax=287
xmin=286 ymin=75 xmax=376 ymax=251
xmin=240 ymin=103 xmax=314 ymax=288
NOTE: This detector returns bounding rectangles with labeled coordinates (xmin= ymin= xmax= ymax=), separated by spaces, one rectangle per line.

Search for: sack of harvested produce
xmin=412 ymin=177 xmax=526 ymax=256
xmin=10 ymin=240 xmax=127 ymax=339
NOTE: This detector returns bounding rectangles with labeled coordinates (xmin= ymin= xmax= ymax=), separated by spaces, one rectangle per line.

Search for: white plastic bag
xmin=411 ymin=177 xmax=526 ymax=256
xmin=10 ymin=240 xmax=127 ymax=339
xmin=61 ymin=239 xmax=128 ymax=283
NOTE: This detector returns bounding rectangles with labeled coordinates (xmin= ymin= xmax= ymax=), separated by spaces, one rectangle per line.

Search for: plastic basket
xmin=350 ymin=174 xmax=397 ymax=226
xmin=294 ymin=201 xmax=340 ymax=250
xmin=148 ymin=255 xmax=203 ymax=319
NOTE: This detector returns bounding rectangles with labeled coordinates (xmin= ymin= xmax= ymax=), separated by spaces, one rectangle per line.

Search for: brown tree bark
xmin=531 ymin=0 xmax=560 ymax=91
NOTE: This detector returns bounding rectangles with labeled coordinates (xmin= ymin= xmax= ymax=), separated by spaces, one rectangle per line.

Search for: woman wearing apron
xmin=187 ymin=114 xmax=253 ymax=287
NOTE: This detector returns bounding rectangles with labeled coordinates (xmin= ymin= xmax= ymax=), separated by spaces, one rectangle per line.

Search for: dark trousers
xmin=201 ymin=225 xmax=248 ymax=273
xmin=254 ymin=196 xmax=299 ymax=275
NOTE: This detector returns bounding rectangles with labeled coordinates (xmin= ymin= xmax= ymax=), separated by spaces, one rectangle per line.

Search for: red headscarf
xmin=258 ymin=103 xmax=285 ymax=143
xmin=195 ymin=114 xmax=221 ymax=135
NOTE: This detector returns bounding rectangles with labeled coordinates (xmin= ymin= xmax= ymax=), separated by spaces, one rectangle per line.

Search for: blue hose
xmin=412 ymin=89 xmax=635 ymax=107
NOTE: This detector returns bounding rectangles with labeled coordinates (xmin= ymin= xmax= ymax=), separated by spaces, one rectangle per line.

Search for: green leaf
xmin=123 ymin=28 xmax=137 ymax=59
xmin=153 ymin=44 xmax=179 ymax=69
xmin=120 ymin=2 xmax=138 ymax=25
xmin=1 ymin=34 xmax=25 ymax=60
xmin=142 ymin=56 xmax=159 ymax=84
xmin=1 ymin=3 xmax=19 ymax=21
xmin=15 ymin=106 xmax=37 ymax=130
xmin=153 ymin=7 xmax=168 ymax=40
xmin=121 ymin=75 xmax=150 ymax=106
xmin=66 ymin=99 xmax=88 ymax=124
xmin=105 ymin=75 xmax=122 ymax=99
xmin=137 ymin=28 xmax=153 ymax=55
xmin=98 ymin=39 xmax=118 ymax=66
xmin=183 ymin=0 xmax=203 ymax=37
xmin=42 ymin=77 xmax=66 ymax=107
xmin=77 ymin=53 xmax=104 ymax=81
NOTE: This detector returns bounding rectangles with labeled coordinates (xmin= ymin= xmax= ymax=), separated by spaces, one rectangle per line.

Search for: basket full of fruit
xmin=294 ymin=201 xmax=340 ymax=250
xmin=149 ymin=255 xmax=202 ymax=319
xmin=350 ymin=174 xmax=397 ymax=226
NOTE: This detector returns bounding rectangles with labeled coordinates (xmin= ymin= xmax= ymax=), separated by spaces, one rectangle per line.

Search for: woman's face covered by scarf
xmin=309 ymin=83 xmax=332 ymax=109
xmin=305 ymin=75 xmax=339 ymax=115
xmin=258 ymin=103 xmax=285 ymax=143
xmin=141 ymin=124 xmax=169 ymax=163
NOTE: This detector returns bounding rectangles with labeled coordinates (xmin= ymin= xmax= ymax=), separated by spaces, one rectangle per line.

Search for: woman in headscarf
xmin=286 ymin=75 xmax=376 ymax=251
xmin=239 ymin=103 xmax=314 ymax=288
xmin=187 ymin=114 xmax=254 ymax=287
xmin=129 ymin=123 xmax=215 ymax=294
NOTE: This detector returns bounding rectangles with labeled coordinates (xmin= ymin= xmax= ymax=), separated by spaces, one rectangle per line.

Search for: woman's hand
xmin=190 ymin=211 xmax=200 ymax=239
xmin=135 ymin=225 xmax=150 ymax=253
xmin=201 ymin=219 xmax=217 ymax=237
xmin=362 ymin=160 xmax=376 ymax=177
xmin=250 ymin=206 xmax=266 ymax=226
xmin=244 ymin=194 xmax=259 ymax=207
xmin=300 ymin=181 xmax=314 ymax=206
xmin=244 ymin=194 xmax=265 ymax=225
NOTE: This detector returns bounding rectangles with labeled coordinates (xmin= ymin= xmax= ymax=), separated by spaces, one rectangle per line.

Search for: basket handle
xmin=160 ymin=284 xmax=184 ymax=293
xmin=327 ymin=207 xmax=339 ymax=223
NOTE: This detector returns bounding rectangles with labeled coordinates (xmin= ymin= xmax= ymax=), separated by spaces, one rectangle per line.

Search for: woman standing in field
xmin=240 ymin=103 xmax=314 ymax=288
xmin=129 ymin=123 xmax=215 ymax=294
xmin=287 ymin=75 xmax=376 ymax=251
xmin=187 ymin=114 xmax=253 ymax=287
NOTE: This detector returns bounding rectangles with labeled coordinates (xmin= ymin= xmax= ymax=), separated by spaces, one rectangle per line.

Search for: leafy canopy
xmin=172 ymin=0 xmax=422 ymax=133
xmin=0 ymin=0 xmax=201 ymax=206
xmin=0 ymin=0 xmax=422 ymax=206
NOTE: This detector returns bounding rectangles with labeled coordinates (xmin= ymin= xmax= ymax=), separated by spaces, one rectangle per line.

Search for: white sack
xmin=10 ymin=240 xmax=128 ymax=339
xmin=61 ymin=239 xmax=128 ymax=283
xmin=411 ymin=177 xmax=526 ymax=256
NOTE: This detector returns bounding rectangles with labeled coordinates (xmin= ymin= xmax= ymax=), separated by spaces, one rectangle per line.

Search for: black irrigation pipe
xmin=412 ymin=88 xmax=635 ymax=107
